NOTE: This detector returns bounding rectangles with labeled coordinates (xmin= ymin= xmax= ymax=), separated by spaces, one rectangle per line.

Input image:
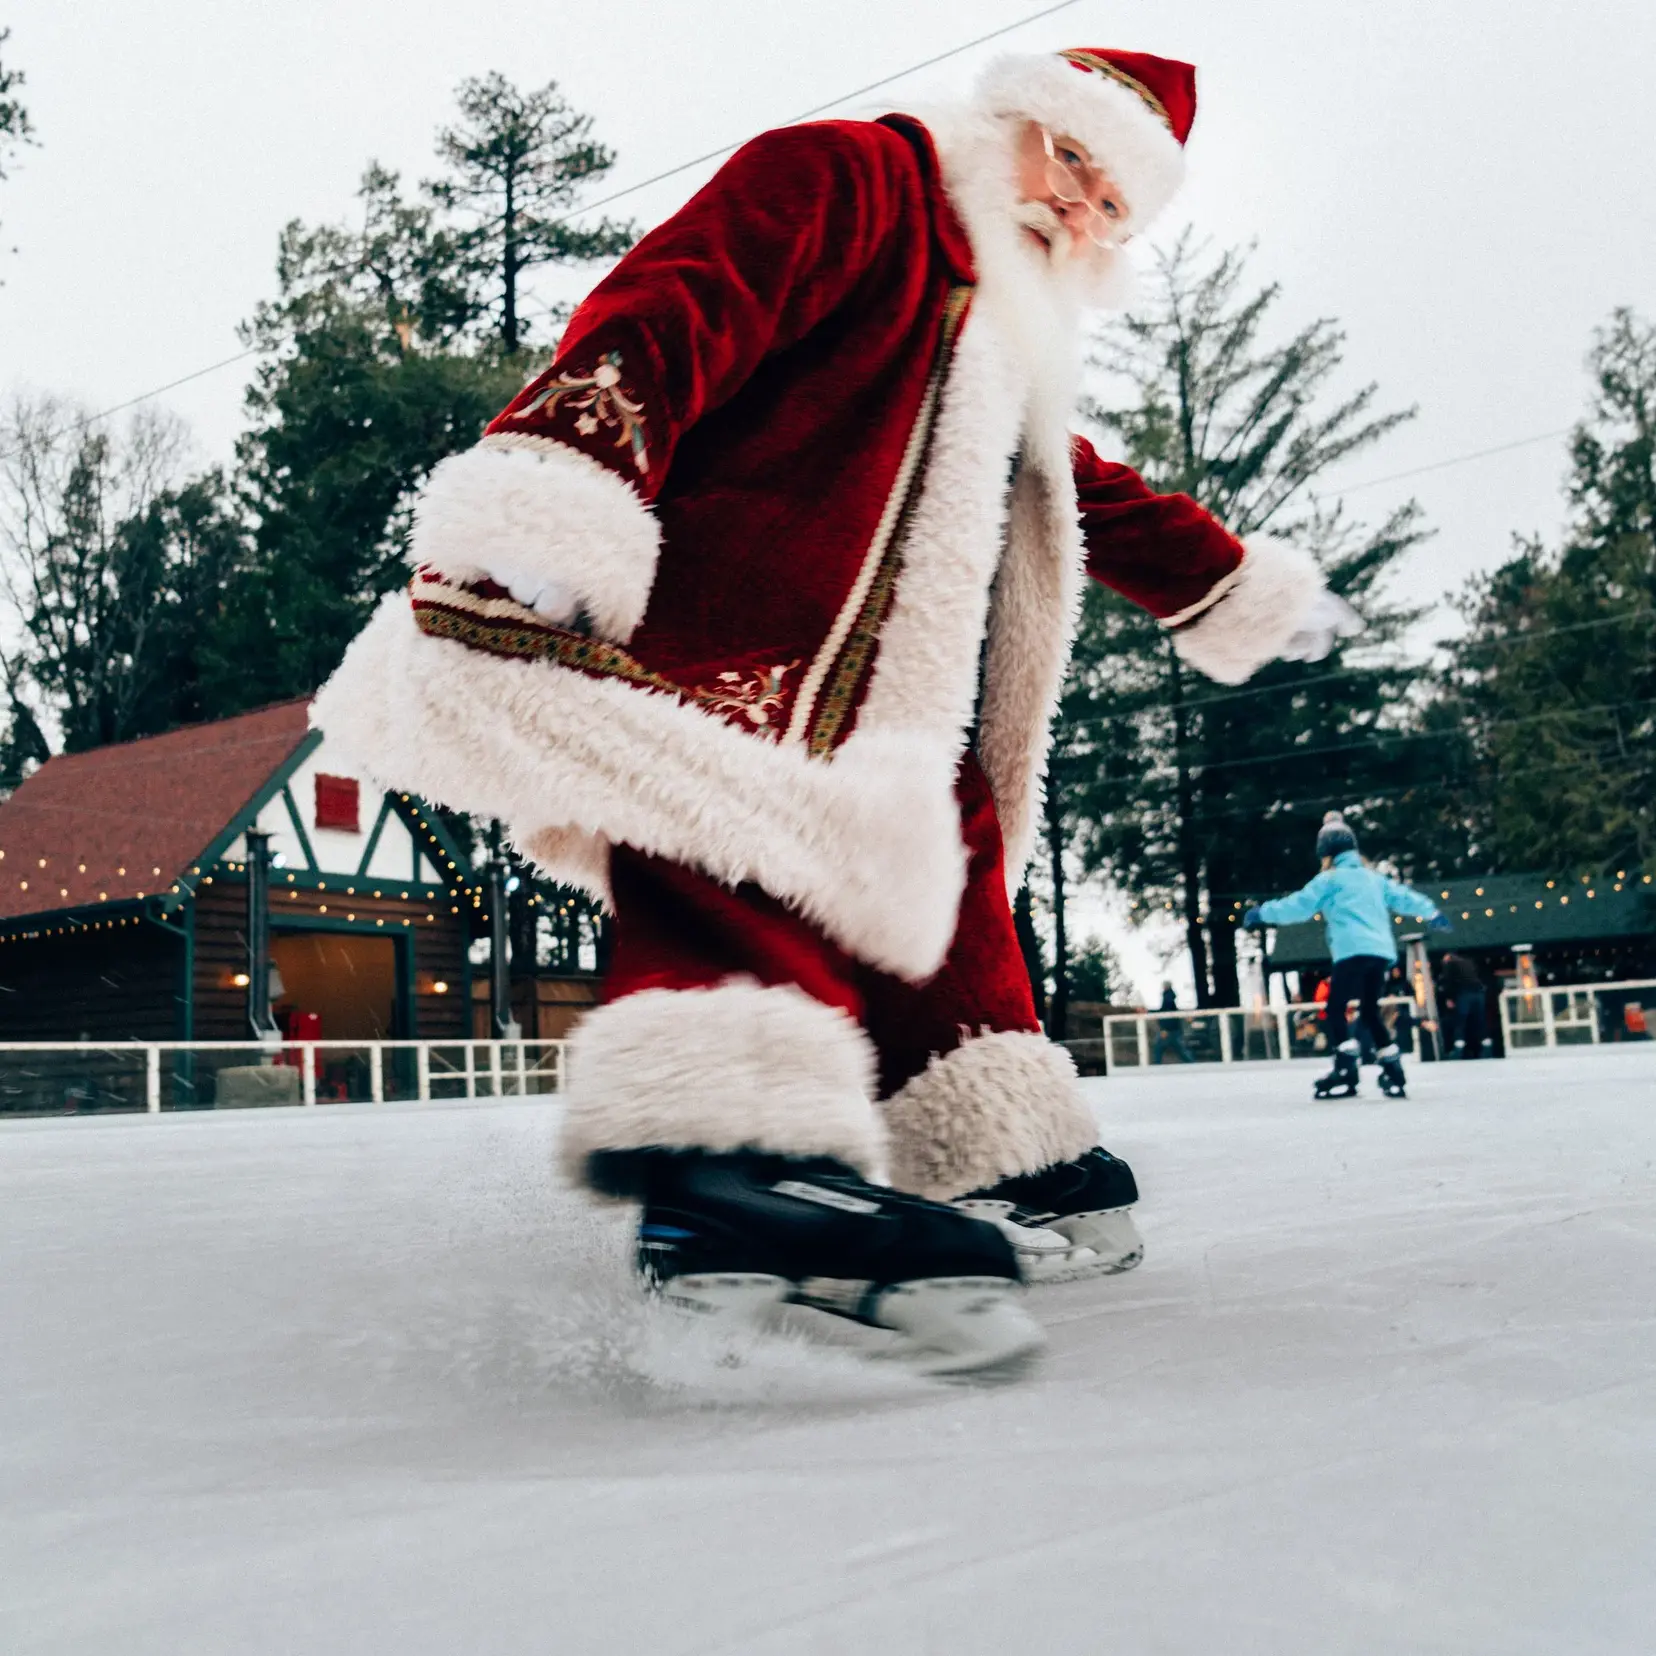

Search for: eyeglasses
xmin=1041 ymin=127 xmax=1131 ymax=247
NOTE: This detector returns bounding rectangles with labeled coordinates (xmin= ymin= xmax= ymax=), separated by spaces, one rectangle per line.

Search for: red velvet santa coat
xmin=314 ymin=113 xmax=1317 ymax=982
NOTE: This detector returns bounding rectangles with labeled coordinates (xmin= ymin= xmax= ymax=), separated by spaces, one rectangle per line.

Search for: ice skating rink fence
xmin=3 ymin=975 xmax=1652 ymax=1116
xmin=0 ymin=1038 xmax=565 ymax=1117
xmin=1078 ymin=975 xmax=1656 ymax=1070
xmin=1498 ymin=976 xmax=1656 ymax=1051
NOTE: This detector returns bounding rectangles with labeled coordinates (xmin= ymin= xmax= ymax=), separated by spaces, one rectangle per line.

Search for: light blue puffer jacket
xmin=1257 ymin=850 xmax=1440 ymax=964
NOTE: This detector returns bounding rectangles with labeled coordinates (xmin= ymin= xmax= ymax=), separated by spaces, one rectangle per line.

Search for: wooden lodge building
xmin=0 ymin=700 xmax=477 ymax=1047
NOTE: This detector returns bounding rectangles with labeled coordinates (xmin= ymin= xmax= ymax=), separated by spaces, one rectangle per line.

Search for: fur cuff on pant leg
xmin=880 ymin=1030 xmax=1098 ymax=1201
xmin=559 ymin=980 xmax=884 ymax=1192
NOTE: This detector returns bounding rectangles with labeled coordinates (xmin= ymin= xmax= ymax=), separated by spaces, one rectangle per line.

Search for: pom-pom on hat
xmin=975 ymin=47 xmax=1196 ymax=233
xmin=1316 ymin=811 xmax=1360 ymax=859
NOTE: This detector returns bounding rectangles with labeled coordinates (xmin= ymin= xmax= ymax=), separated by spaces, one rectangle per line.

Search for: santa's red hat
xmin=976 ymin=47 xmax=1196 ymax=232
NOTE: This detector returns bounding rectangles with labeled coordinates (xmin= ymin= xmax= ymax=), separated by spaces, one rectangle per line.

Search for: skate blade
xmin=871 ymin=1278 xmax=1046 ymax=1377
xmin=1025 ymin=1209 xmax=1144 ymax=1283
xmin=654 ymin=1272 xmax=790 ymax=1324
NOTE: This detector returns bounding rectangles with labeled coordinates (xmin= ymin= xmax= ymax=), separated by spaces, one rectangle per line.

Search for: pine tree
xmin=1055 ymin=235 xmax=1430 ymax=1007
xmin=428 ymin=73 xmax=636 ymax=353
xmin=231 ymin=77 xmax=635 ymax=708
xmin=1422 ymin=308 xmax=1656 ymax=874
xmin=0 ymin=25 xmax=36 ymax=259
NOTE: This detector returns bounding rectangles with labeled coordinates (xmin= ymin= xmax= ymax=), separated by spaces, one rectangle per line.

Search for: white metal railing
xmin=0 ymin=1038 xmax=566 ymax=1117
xmin=1498 ymin=977 xmax=1656 ymax=1054
xmin=1075 ymin=996 xmax=1424 ymax=1071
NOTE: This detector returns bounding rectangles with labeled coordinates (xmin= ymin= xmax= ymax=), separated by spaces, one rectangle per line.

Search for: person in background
xmin=1153 ymin=980 xmax=1194 ymax=1063
xmin=1437 ymin=951 xmax=1487 ymax=1058
xmin=1245 ymin=812 xmax=1447 ymax=1098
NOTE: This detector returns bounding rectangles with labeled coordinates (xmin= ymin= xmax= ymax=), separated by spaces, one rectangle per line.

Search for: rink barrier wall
xmin=1076 ymin=978 xmax=1656 ymax=1070
xmin=0 ymin=1038 xmax=565 ymax=1116
xmin=1497 ymin=977 xmax=1656 ymax=1053
xmin=4 ymin=976 xmax=1650 ymax=1116
xmin=1075 ymin=997 xmax=1419 ymax=1072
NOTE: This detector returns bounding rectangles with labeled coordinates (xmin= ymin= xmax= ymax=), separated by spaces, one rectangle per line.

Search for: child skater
xmin=1245 ymin=812 xmax=1448 ymax=1098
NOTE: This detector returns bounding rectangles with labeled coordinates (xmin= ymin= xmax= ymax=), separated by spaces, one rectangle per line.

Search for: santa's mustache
xmin=1013 ymin=200 xmax=1072 ymax=264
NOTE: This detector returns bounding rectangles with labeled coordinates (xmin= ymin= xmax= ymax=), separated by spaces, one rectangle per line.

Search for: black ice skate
xmin=1313 ymin=1040 xmax=1362 ymax=1100
xmin=955 ymin=1146 xmax=1143 ymax=1283
xmin=1376 ymin=1044 xmax=1407 ymax=1098
xmin=597 ymin=1148 xmax=1044 ymax=1376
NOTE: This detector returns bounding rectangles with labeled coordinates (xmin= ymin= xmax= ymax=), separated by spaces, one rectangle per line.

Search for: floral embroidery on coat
xmin=516 ymin=351 xmax=650 ymax=474
xmin=692 ymin=664 xmax=799 ymax=729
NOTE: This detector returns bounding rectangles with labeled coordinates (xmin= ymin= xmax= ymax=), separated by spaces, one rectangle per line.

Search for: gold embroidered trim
xmin=783 ymin=285 xmax=974 ymax=755
xmin=1058 ymin=50 xmax=1174 ymax=134
xmin=412 ymin=579 xmax=798 ymax=731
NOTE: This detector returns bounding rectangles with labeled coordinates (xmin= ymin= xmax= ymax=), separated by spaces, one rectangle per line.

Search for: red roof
xmin=0 ymin=701 xmax=313 ymax=922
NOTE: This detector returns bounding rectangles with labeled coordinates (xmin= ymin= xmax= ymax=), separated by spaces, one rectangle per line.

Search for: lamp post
xmin=486 ymin=838 xmax=512 ymax=1041
xmin=245 ymin=828 xmax=277 ymax=1041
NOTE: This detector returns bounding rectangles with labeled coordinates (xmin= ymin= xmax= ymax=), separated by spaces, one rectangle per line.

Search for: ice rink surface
xmin=3 ymin=1049 xmax=1653 ymax=1656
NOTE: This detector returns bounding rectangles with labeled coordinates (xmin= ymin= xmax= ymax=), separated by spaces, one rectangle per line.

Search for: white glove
xmin=489 ymin=569 xmax=579 ymax=625
xmin=1279 ymin=589 xmax=1363 ymax=663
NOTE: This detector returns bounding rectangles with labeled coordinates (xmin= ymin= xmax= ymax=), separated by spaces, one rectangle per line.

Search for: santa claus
xmin=315 ymin=46 xmax=1354 ymax=1372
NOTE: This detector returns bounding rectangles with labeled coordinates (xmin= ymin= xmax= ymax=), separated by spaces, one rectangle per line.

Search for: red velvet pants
xmin=603 ymin=751 xmax=1042 ymax=1098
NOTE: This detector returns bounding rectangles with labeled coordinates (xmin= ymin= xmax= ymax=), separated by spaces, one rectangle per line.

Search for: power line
xmin=0 ymin=348 xmax=262 ymax=467
xmin=1339 ymin=426 xmax=1575 ymax=494
xmin=521 ymin=0 xmax=1084 ymax=322
xmin=1066 ymin=607 xmax=1656 ymax=723
xmin=1063 ymin=691 xmax=1656 ymax=781
xmin=1 ymin=0 xmax=1083 ymax=459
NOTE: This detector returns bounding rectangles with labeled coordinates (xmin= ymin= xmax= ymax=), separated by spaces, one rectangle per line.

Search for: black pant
xmin=1450 ymin=990 xmax=1486 ymax=1055
xmin=1327 ymin=956 xmax=1391 ymax=1051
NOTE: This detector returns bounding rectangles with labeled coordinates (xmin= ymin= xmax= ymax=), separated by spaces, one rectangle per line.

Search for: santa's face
xmin=1010 ymin=120 xmax=1130 ymax=264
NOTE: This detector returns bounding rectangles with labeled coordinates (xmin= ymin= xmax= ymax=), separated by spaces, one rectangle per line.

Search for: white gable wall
xmin=222 ymin=734 xmax=449 ymax=884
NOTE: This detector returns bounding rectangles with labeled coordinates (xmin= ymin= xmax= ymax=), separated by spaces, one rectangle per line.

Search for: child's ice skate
xmin=1313 ymin=1039 xmax=1361 ymax=1100
xmin=598 ymin=1148 xmax=1045 ymax=1377
xmin=954 ymin=1146 xmax=1143 ymax=1283
xmin=1376 ymin=1044 xmax=1407 ymax=1098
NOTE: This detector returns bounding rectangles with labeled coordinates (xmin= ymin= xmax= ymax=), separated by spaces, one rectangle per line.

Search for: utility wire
xmin=1062 ymin=692 xmax=1656 ymax=782
xmin=0 ymin=348 xmax=262 ymax=466
xmin=1 ymin=0 xmax=1083 ymax=463
xmin=520 ymin=0 xmax=1085 ymax=322
xmin=1340 ymin=426 xmax=1576 ymax=494
xmin=1065 ymin=607 xmax=1656 ymax=723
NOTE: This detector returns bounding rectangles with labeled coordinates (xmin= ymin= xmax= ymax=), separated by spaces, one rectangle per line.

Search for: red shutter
xmin=314 ymin=773 xmax=360 ymax=832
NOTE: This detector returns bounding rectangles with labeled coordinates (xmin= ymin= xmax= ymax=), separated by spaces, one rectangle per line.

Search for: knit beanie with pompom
xmin=1315 ymin=811 xmax=1359 ymax=859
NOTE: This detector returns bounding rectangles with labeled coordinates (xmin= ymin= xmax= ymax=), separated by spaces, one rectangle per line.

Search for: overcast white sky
xmin=4 ymin=0 xmax=1653 ymax=996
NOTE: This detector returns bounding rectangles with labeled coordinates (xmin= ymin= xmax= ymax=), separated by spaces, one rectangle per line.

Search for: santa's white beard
xmin=919 ymin=103 xmax=1137 ymax=431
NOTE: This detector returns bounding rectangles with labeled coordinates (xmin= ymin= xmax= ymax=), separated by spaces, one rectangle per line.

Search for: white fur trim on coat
xmin=559 ymin=980 xmax=885 ymax=1188
xmin=881 ymin=1030 xmax=1097 ymax=1201
xmin=974 ymin=54 xmax=1186 ymax=234
xmin=1166 ymin=534 xmax=1324 ymax=686
xmin=409 ymin=435 xmax=661 ymax=642
xmin=310 ymin=595 xmax=967 ymax=982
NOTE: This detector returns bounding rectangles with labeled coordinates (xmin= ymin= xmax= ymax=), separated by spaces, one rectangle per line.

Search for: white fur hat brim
xmin=975 ymin=53 xmax=1187 ymax=233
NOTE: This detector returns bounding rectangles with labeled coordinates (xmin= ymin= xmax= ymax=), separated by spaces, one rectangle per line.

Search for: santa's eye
xmin=1101 ymin=198 xmax=1122 ymax=220
xmin=1058 ymin=145 xmax=1085 ymax=169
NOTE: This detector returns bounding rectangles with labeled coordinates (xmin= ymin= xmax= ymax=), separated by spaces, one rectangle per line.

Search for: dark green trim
xmin=390 ymin=795 xmax=475 ymax=891
xmin=185 ymin=729 xmax=325 ymax=904
xmin=355 ymin=795 xmax=394 ymax=876
xmin=0 ymin=896 xmax=147 ymax=940
xmin=258 ymin=865 xmax=452 ymax=903
xmin=281 ymin=782 xmax=319 ymax=872
xmin=271 ymin=913 xmax=432 ymax=939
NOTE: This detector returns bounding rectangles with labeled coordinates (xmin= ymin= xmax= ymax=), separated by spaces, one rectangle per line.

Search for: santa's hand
xmin=1279 ymin=590 xmax=1363 ymax=663
xmin=491 ymin=570 xmax=579 ymax=625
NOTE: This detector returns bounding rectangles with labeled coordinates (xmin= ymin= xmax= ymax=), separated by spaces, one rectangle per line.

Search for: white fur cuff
xmin=1167 ymin=535 xmax=1323 ymax=687
xmin=881 ymin=1030 xmax=1097 ymax=1201
xmin=559 ymin=981 xmax=885 ymax=1189
xmin=410 ymin=435 xmax=661 ymax=641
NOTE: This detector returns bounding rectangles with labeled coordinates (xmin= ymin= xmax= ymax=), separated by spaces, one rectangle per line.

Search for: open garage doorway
xmin=271 ymin=931 xmax=404 ymax=1041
